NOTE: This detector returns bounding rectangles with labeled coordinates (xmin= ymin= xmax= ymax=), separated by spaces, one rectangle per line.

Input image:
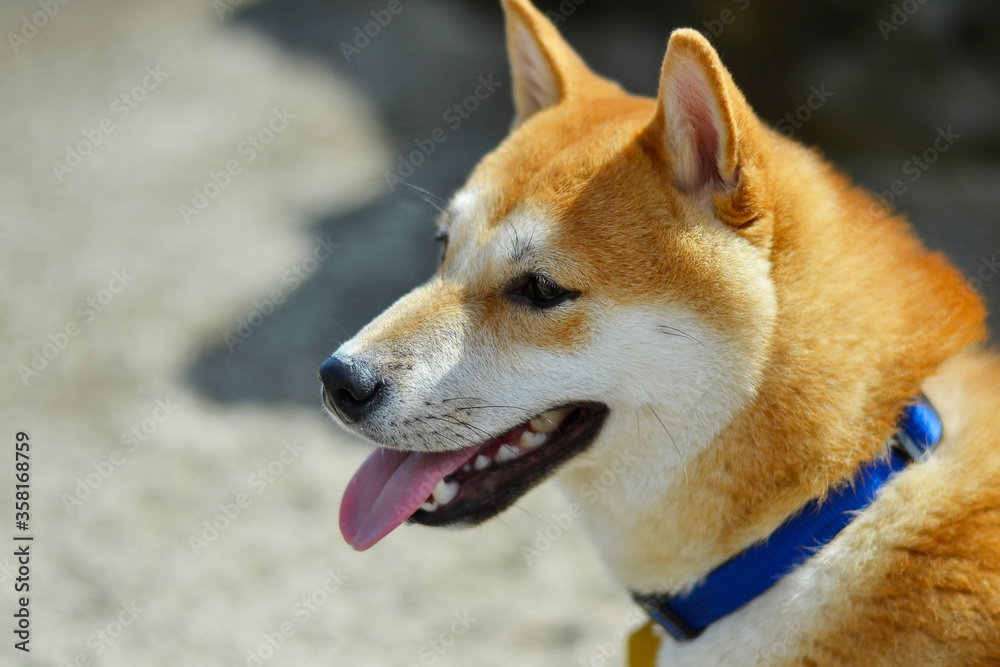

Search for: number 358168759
xmin=15 ymin=432 xmax=30 ymax=526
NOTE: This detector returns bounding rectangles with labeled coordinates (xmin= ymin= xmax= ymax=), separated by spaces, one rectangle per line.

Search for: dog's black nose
xmin=319 ymin=356 xmax=384 ymax=424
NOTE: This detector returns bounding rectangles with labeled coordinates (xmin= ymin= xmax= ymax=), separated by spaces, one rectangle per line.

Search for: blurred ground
xmin=0 ymin=1 xmax=997 ymax=666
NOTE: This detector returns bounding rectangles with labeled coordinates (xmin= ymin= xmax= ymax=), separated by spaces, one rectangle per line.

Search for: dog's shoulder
xmin=805 ymin=348 xmax=1000 ymax=663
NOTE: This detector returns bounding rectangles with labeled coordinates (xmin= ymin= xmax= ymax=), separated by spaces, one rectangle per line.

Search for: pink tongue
xmin=340 ymin=446 xmax=479 ymax=551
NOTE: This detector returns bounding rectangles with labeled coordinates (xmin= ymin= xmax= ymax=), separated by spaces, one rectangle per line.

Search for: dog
xmin=320 ymin=1 xmax=1000 ymax=663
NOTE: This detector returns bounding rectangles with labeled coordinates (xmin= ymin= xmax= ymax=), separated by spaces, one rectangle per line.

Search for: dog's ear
xmin=501 ymin=0 xmax=594 ymax=126
xmin=642 ymin=29 xmax=768 ymax=232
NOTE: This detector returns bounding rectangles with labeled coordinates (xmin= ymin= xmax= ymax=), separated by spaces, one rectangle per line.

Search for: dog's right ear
xmin=641 ymin=29 xmax=770 ymax=238
xmin=501 ymin=0 xmax=594 ymax=126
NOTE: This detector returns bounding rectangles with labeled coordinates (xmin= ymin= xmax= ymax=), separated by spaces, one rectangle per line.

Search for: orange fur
xmin=487 ymin=1 xmax=998 ymax=660
xmin=794 ymin=349 xmax=1000 ymax=664
xmin=344 ymin=0 xmax=1000 ymax=660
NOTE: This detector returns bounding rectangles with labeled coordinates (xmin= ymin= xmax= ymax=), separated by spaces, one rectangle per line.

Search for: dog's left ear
xmin=502 ymin=0 xmax=605 ymax=126
xmin=642 ymin=29 xmax=770 ymax=236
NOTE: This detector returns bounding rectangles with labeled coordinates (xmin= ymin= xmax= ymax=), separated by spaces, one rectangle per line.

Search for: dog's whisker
xmin=510 ymin=502 xmax=546 ymax=525
xmin=502 ymin=216 xmax=519 ymax=247
xmin=658 ymin=325 xmax=704 ymax=346
xmin=451 ymin=404 xmax=537 ymax=414
xmin=428 ymin=415 xmax=496 ymax=442
xmin=398 ymin=180 xmax=448 ymax=213
xmin=430 ymin=428 xmax=477 ymax=452
xmin=332 ymin=321 xmax=352 ymax=339
xmin=649 ymin=406 xmax=688 ymax=483
xmin=439 ymin=398 xmax=540 ymax=418
xmin=494 ymin=514 xmax=520 ymax=539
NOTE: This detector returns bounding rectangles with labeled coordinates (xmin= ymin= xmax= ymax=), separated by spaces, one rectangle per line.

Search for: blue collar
xmin=633 ymin=395 xmax=943 ymax=641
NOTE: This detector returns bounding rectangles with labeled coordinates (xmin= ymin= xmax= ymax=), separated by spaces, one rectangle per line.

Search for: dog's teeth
xmin=432 ymin=479 xmax=459 ymax=505
xmin=420 ymin=500 xmax=439 ymax=512
xmin=474 ymin=455 xmax=491 ymax=471
xmin=495 ymin=445 xmax=520 ymax=463
xmin=519 ymin=430 xmax=548 ymax=449
xmin=530 ymin=409 xmax=566 ymax=433
xmin=462 ymin=464 xmax=472 ymax=473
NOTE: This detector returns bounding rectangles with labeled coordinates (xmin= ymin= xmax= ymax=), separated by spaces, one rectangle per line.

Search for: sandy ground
xmin=1 ymin=1 xmax=997 ymax=666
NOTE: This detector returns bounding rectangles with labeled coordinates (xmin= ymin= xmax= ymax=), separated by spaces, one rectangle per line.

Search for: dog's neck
xmin=556 ymin=131 xmax=985 ymax=598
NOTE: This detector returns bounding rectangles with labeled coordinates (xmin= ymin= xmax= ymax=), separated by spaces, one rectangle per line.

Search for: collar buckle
xmin=891 ymin=395 xmax=942 ymax=462
xmin=632 ymin=593 xmax=702 ymax=641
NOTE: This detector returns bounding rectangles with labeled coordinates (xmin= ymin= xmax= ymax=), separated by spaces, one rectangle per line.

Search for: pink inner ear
xmin=672 ymin=68 xmax=723 ymax=191
xmin=521 ymin=62 xmax=553 ymax=112
xmin=512 ymin=21 xmax=559 ymax=118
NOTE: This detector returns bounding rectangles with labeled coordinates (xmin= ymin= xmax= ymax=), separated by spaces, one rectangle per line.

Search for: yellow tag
xmin=627 ymin=622 xmax=661 ymax=667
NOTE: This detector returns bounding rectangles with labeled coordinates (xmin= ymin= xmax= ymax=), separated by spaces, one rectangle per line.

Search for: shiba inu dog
xmin=319 ymin=0 xmax=1000 ymax=663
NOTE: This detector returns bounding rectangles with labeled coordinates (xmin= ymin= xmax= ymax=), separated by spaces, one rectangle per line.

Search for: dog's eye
xmin=434 ymin=231 xmax=449 ymax=264
xmin=510 ymin=274 xmax=577 ymax=308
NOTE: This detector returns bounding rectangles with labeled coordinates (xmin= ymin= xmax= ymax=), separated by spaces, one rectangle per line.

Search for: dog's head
xmin=323 ymin=0 xmax=781 ymax=554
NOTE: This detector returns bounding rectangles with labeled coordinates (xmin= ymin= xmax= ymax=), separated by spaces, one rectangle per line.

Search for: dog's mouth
xmin=339 ymin=402 xmax=608 ymax=551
